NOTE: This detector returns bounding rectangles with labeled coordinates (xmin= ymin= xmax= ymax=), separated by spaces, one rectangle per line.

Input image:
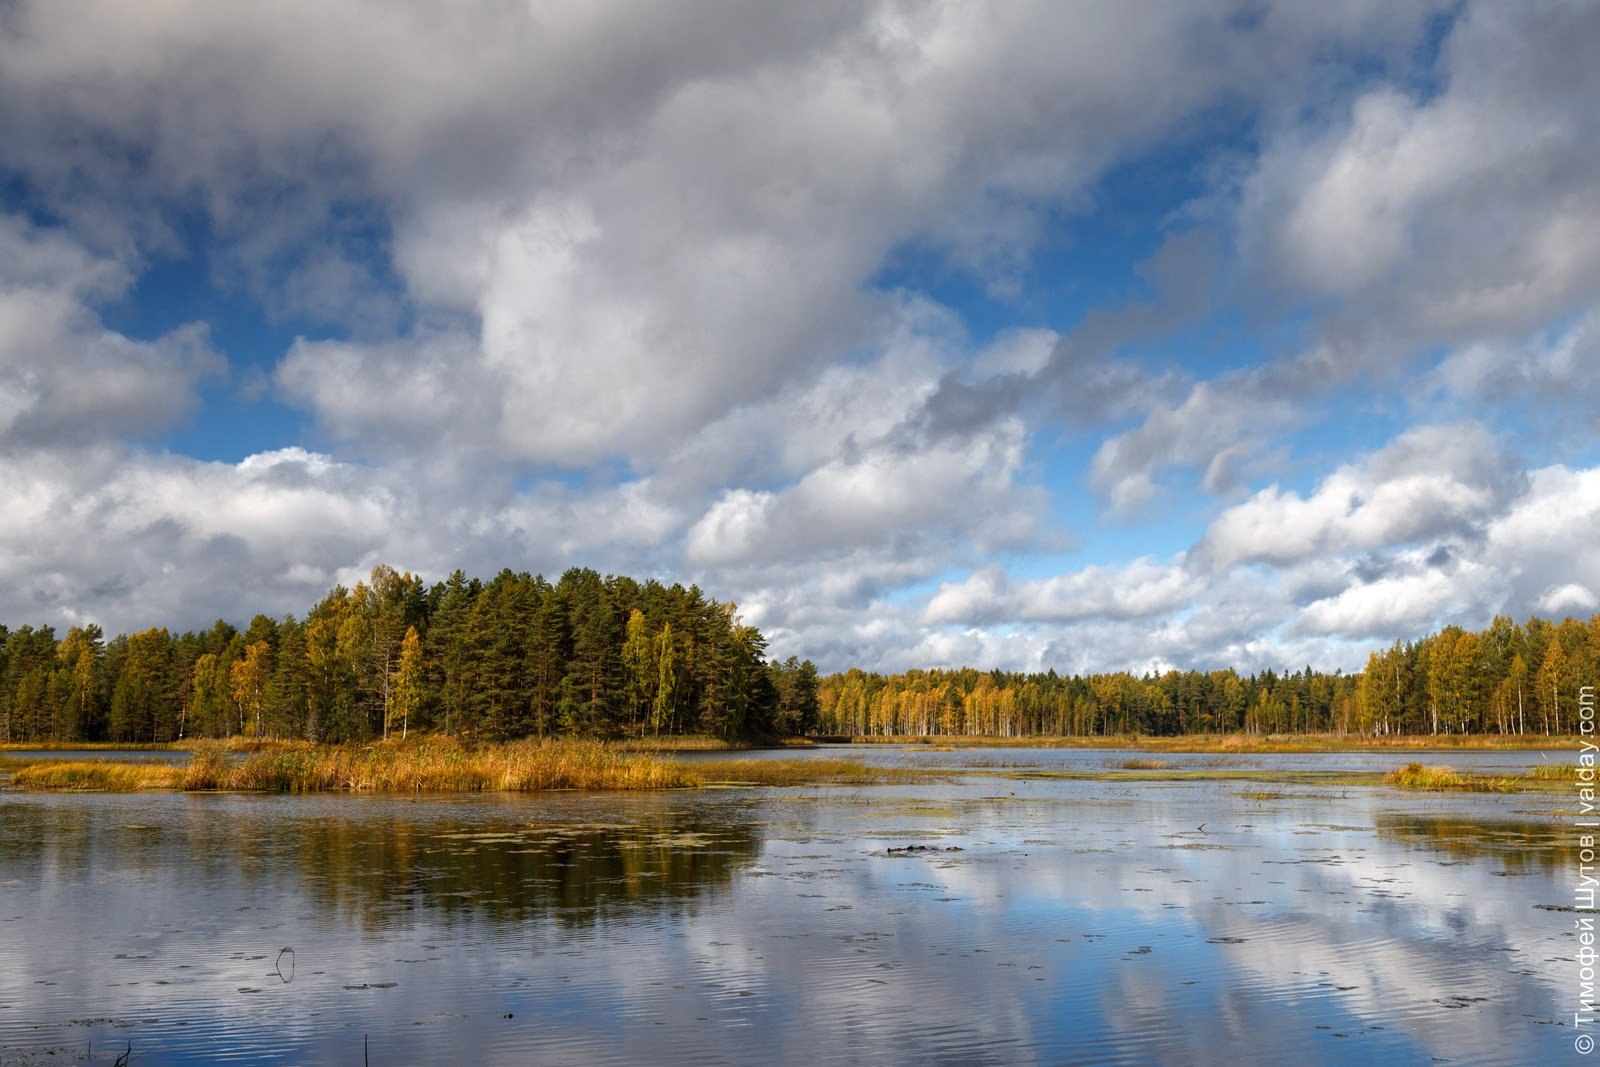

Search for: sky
xmin=1 ymin=0 xmax=1598 ymax=677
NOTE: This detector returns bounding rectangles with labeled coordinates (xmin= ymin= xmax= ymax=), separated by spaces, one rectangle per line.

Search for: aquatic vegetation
xmin=7 ymin=743 xmax=924 ymax=793
xmin=689 ymin=757 xmax=931 ymax=786
xmin=1110 ymin=757 xmax=1172 ymax=770
xmin=9 ymin=760 xmax=184 ymax=791
xmin=1383 ymin=762 xmax=1518 ymax=792
xmin=838 ymin=732 xmax=1565 ymax=753
xmin=1522 ymin=763 xmax=1580 ymax=781
xmin=612 ymin=735 xmax=752 ymax=753
xmin=13 ymin=739 xmax=693 ymax=794
xmin=244 ymin=738 xmax=696 ymax=792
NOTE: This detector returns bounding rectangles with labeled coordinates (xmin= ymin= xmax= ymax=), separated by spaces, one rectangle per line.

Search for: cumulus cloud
xmin=1238 ymin=1 xmax=1600 ymax=342
xmin=1293 ymin=556 xmax=1492 ymax=640
xmin=0 ymin=0 xmax=1450 ymax=466
xmin=0 ymin=215 xmax=222 ymax=448
xmin=687 ymin=420 xmax=1037 ymax=567
xmin=0 ymin=446 xmax=401 ymax=633
xmin=924 ymin=557 xmax=1200 ymax=626
xmin=1088 ymin=376 xmax=1301 ymax=513
xmin=3 ymin=1 xmax=1599 ymax=680
xmin=1429 ymin=313 xmax=1600 ymax=433
xmin=1193 ymin=423 xmax=1523 ymax=571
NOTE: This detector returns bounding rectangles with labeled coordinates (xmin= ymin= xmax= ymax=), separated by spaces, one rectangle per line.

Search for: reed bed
xmin=9 ymin=744 xmax=915 ymax=793
xmin=1110 ymin=757 xmax=1172 ymax=770
xmin=612 ymin=735 xmax=750 ymax=753
xmin=10 ymin=760 xmax=184 ymax=791
xmin=1384 ymin=761 xmax=1518 ymax=792
xmin=223 ymin=738 xmax=694 ymax=792
xmin=4 ymin=739 xmax=692 ymax=794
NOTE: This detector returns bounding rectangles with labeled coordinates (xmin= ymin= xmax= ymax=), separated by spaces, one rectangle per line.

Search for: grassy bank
xmin=612 ymin=735 xmax=753 ymax=753
xmin=5 ymin=760 xmax=187 ymax=790
xmin=7 ymin=739 xmax=693 ymax=793
xmin=841 ymin=732 xmax=1574 ymax=753
xmin=0 ymin=740 xmax=186 ymax=752
xmin=3 ymin=740 xmax=919 ymax=793
xmin=5 ymin=740 xmax=1578 ymax=795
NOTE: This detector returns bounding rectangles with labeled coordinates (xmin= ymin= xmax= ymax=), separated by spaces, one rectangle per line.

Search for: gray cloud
xmin=3 ymin=1 xmax=1598 ymax=680
xmin=0 ymin=215 xmax=223 ymax=449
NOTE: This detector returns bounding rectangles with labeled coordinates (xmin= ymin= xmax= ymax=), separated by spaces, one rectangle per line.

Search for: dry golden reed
xmin=7 ymin=742 xmax=940 ymax=793
xmin=10 ymin=760 xmax=183 ymax=791
xmin=1383 ymin=761 xmax=1520 ymax=792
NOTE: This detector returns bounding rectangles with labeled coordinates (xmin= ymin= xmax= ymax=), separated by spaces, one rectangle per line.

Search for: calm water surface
xmin=0 ymin=749 xmax=1578 ymax=1066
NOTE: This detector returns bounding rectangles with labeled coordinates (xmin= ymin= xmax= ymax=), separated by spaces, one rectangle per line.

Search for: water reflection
xmin=0 ymin=770 xmax=1575 ymax=1065
xmin=1375 ymin=812 xmax=1574 ymax=877
xmin=293 ymin=805 xmax=762 ymax=929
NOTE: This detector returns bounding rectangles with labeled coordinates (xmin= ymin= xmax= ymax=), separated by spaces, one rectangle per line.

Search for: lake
xmin=0 ymin=747 xmax=1579 ymax=1065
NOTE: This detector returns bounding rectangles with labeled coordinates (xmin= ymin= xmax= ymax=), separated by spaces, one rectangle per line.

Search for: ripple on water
xmin=0 ymin=769 xmax=1572 ymax=1066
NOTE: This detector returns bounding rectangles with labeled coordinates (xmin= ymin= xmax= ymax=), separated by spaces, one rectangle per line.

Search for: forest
xmin=0 ymin=565 xmax=821 ymax=744
xmin=819 ymin=614 xmax=1593 ymax=738
xmin=0 ymin=563 xmax=1592 ymax=744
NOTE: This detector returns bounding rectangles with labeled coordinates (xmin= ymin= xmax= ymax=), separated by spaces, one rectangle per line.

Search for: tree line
xmin=818 ymin=614 xmax=1598 ymax=738
xmin=3 ymin=581 xmax=1592 ymax=743
xmin=0 ymin=565 xmax=821 ymax=744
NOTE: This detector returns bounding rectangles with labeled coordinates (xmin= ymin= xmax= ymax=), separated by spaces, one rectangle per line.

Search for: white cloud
xmin=1238 ymin=2 xmax=1600 ymax=341
xmin=6 ymin=1 xmax=1600 ymax=682
xmin=0 ymin=215 xmax=222 ymax=448
xmin=1538 ymin=583 xmax=1598 ymax=615
xmin=1194 ymin=423 xmax=1521 ymax=570
xmin=1294 ymin=558 xmax=1489 ymax=639
xmin=924 ymin=557 xmax=1200 ymax=626
xmin=1088 ymin=378 xmax=1300 ymax=512
xmin=687 ymin=417 xmax=1038 ymax=567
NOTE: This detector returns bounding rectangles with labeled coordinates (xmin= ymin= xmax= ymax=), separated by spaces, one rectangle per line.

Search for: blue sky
xmin=1 ymin=1 xmax=1597 ymax=675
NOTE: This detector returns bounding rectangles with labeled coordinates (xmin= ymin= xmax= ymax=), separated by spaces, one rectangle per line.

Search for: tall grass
xmin=1109 ymin=757 xmax=1172 ymax=770
xmin=9 ymin=743 xmax=926 ymax=793
xmin=1523 ymin=764 xmax=1580 ymax=782
xmin=613 ymin=735 xmax=749 ymax=753
xmin=180 ymin=738 xmax=696 ymax=793
xmin=10 ymin=760 xmax=184 ymax=791
xmin=1384 ymin=761 xmax=1518 ymax=792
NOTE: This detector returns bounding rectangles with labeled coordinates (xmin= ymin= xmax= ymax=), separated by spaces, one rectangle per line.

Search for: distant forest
xmin=0 ymin=565 xmax=820 ymax=744
xmin=0 ymin=564 xmax=1590 ymax=743
xmin=820 ymin=614 xmax=1591 ymax=738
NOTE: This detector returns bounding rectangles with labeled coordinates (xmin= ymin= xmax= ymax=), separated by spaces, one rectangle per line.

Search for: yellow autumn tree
xmin=388 ymin=626 xmax=423 ymax=741
xmin=230 ymin=641 xmax=271 ymax=739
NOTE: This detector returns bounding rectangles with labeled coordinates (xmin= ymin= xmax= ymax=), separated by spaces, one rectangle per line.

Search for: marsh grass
xmin=1523 ymin=764 xmax=1579 ymax=782
xmin=1110 ymin=757 xmax=1172 ymax=770
xmin=843 ymin=732 xmax=1570 ymax=752
xmin=242 ymin=738 xmax=694 ymax=792
xmin=673 ymin=757 xmax=932 ymax=787
xmin=15 ymin=739 xmax=692 ymax=793
xmin=1384 ymin=761 xmax=1519 ymax=793
xmin=613 ymin=735 xmax=750 ymax=753
xmin=9 ymin=742 xmax=925 ymax=793
xmin=10 ymin=760 xmax=184 ymax=791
